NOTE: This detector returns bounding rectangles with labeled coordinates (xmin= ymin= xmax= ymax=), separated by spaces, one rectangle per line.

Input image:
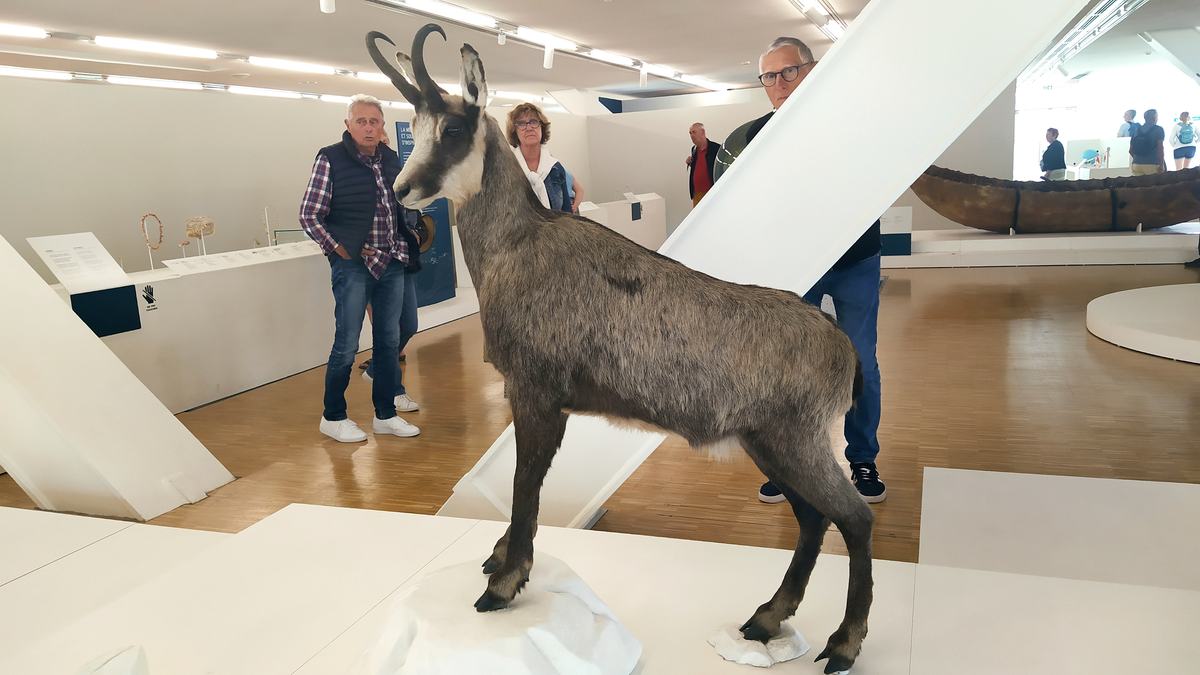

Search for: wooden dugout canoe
xmin=910 ymin=165 xmax=1200 ymax=233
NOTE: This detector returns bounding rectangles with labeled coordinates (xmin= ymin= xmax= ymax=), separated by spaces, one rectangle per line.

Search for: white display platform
xmin=4 ymin=464 xmax=1199 ymax=674
xmin=0 ymin=508 xmax=131 ymax=587
xmin=1086 ymin=284 xmax=1200 ymax=364
xmin=919 ymin=468 xmax=1200 ymax=590
xmin=883 ymin=224 xmax=1200 ymax=268
xmin=0 ymin=505 xmax=479 ymax=674
xmin=0 ymin=514 xmax=227 ymax=655
xmin=300 ymin=519 xmax=918 ymax=675
xmin=909 ymin=563 xmax=1198 ymax=675
xmin=50 ymin=235 xmax=478 ymax=414
xmin=579 ymin=193 xmax=668 ymax=250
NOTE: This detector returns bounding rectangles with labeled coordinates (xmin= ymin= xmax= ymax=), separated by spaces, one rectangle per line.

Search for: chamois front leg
xmin=475 ymin=402 xmax=567 ymax=612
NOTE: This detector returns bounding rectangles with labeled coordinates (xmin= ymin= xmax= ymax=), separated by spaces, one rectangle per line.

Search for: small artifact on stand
xmin=178 ymin=240 xmax=191 ymax=258
xmin=138 ymin=213 xmax=164 ymax=270
xmin=185 ymin=217 xmax=215 ymax=256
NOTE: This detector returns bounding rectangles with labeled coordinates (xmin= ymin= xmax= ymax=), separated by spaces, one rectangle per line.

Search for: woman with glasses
xmin=506 ymin=103 xmax=585 ymax=213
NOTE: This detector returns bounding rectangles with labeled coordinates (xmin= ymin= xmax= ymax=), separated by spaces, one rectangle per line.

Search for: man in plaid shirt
xmin=300 ymin=95 xmax=420 ymax=442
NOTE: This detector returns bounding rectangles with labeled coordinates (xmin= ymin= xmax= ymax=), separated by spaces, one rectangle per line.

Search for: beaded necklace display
xmin=140 ymin=213 xmax=164 ymax=250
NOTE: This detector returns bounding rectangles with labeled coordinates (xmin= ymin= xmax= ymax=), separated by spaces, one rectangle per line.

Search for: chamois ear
xmin=460 ymin=43 xmax=488 ymax=109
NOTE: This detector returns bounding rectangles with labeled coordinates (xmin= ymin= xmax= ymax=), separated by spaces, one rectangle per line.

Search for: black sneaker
xmin=850 ymin=462 xmax=887 ymax=503
xmin=757 ymin=481 xmax=787 ymax=504
xmin=1185 ymin=258 xmax=1200 ymax=269
xmin=358 ymin=358 xmax=371 ymax=370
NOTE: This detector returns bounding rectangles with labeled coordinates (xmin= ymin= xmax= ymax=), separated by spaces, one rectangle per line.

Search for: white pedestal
xmin=0 ymin=235 xmax=233 ymax=521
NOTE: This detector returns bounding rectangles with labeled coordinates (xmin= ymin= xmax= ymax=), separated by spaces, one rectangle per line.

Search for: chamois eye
xmin=444 ymin=124 xmax=464 ymax=137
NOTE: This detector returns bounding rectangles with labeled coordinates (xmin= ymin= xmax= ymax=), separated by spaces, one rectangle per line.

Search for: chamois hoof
xmin=815 ymin=643 xmax=856 ymax=674
xmin=738 ymin=618 xmax=773 ymax=644
xmin=474 ymin=589 xmax=510 ymax=612
xmin=481 ymin=555 xmax=502 ymax=575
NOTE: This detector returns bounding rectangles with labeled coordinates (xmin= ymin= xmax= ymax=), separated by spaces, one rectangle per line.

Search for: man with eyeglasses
xmin=713 ymin=37 xmax=886 ymax=506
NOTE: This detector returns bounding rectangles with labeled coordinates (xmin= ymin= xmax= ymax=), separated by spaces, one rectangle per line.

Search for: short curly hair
xmin=506 ymin=103 xmax=551 ymax=147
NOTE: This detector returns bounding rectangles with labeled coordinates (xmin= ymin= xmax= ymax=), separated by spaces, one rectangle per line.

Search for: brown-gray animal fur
xmin=368 ymin=25 xmax=875 ymax=673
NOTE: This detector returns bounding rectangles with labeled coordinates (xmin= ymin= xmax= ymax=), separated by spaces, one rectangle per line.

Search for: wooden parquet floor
xmin=2 ymin=264 xmax=1197 ymax=563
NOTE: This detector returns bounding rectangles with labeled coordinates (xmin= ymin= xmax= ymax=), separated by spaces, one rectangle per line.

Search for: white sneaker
xmin=319 ymin=417 xmax=367 ymax=443
xmin=394 ymin=394 xmax=420 ymax=412
xmin=373 ymin=415 xmax=420 ymax=438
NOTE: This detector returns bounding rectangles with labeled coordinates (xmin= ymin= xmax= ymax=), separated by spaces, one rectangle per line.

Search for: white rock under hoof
xmin=707 ymin=623 xmax=810 ymax=667
xmin=356 ymin=554 xmax=642 ymax=675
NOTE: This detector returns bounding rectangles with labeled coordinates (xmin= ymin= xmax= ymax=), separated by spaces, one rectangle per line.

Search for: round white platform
xmin=1086 ymin=284 xmax=1200 ymax=364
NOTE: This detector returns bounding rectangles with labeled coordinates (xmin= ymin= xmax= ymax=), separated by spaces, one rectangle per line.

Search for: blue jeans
xmin=366 ymin=272 xmax=419 ymax=395
xmin=804 ymin=254 xmax=882 ymax=465
xmin=323 ymin=256 xmax=404 ymax=421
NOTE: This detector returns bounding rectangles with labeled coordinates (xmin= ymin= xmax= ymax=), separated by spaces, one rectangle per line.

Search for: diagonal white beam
xmin=441 ymin=0 xmax=1092 ymax=527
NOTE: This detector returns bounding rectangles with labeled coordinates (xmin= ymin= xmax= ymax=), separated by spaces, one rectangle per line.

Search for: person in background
xmin=299 ymin=94 xmax=419 ymax=442
xmin=1040 ymin=128 xmax=1067 ymax=181
xmin=715 ymin=36 xmax=886 ymax=505
xmin=1169 ymin=111 xmax=1196 ymax=171
xmin=507 ymin=103 xmax=584 ymax=213
xmin=1117 ymin=109 xmax=1139 ymax=138
xmin=1129 ymin=109 xmax=1166 ymax=176
xmin=685 ymin=122 xmax=721 ymax=206
xmin=361 ymin=126 xmax=423 ymax=413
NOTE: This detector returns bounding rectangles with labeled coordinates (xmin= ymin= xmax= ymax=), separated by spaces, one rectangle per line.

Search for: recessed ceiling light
xmin=516 ymin=26 xmax=577 ymax=52
xmin=400 ymin=0 xmax=497 ymax=29
xmin=588 ymin=49 xmax=635 ymax=68
xmin=227 ymin=85 xmax=302 ymax=99
xmin=0 ymin=22 xmax=49 ymax=39
xmin=94 ymin=35 xmax=218 ymax=59
xmin=355 ymin=71 xmax=391 ymax=83
xmin=107 ymin=75 xmax=204 ymax=90
xmin=248 ymin=56 xmax=337 ymax=75
xmin=0 ymin=65 xmax=71 ymax=80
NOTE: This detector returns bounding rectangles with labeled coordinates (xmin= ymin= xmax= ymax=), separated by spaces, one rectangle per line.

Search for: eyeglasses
xmin=514 ymin=119 xmax=541 ymax=129
xmin=758 ymin=61 xmax=816 ymax=87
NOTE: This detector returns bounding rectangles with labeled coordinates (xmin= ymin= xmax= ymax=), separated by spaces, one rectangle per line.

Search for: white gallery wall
xmin=0 ymin=72 xmax=1010 ymax=283
xmin=0 ymin=77 xmax=590 ymax=281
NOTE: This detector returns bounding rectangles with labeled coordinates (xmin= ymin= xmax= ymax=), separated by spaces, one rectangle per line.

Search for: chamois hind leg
xmin=793 ymin=448 xmax=874 ymax=674
xmin=734 ymin=432 xmax=830 ymax=638
xmin=474 ymin=399 xmax=567 ymax=612
xmin=741 ymin=428 xmax=874 ymax=674
xmin=738 ymin=474 xmax=830 ymax=643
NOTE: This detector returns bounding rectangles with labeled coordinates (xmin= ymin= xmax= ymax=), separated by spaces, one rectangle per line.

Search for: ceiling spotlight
xmin=543 ymin=44 xmax=554 ymax=69
xmin=498 ymin=31 xmax=506 ymax=45
xmin=320 ymin=0 xmax=335 ymax=12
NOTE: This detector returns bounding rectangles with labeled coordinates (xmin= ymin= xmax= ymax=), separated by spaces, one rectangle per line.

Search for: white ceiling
xmin=1059 ymin=0 xmax=1200 ymax=76
xmin=0 ymin=0 xmax=868 ymax=101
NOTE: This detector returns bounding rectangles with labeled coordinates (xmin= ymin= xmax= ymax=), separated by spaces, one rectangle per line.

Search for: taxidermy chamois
xmin=367 ymin=25 xmax=874 ymax=673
